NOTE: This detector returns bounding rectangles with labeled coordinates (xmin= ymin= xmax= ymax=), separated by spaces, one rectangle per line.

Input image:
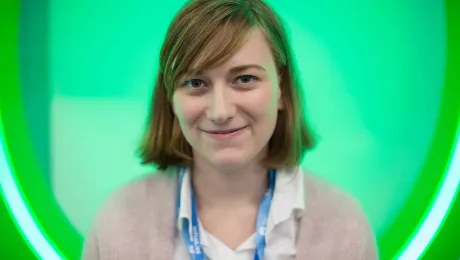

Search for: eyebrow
xmin=228 ymin=64 xmax=267 ymax=73
xmin=187 ymin=64 xmax=266 ymax=77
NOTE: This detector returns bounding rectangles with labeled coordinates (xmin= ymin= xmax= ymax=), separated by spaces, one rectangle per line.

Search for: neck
xmin=191 ymin=157 xmax=269 ymax=211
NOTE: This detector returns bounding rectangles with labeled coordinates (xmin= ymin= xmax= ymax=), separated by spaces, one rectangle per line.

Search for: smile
xmin=202 ymin=126 xmax=248 ymax=140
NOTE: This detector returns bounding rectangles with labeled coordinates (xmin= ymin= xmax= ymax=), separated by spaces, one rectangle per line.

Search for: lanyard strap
xmin=176 ymin=167 xmax=276 ymax=260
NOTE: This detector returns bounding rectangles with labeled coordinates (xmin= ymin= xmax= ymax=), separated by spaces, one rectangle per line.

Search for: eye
xmin=181 ymin=79 xmax=205 ymax=89
xmin=235 ymin=75 xmax=258 ymax=84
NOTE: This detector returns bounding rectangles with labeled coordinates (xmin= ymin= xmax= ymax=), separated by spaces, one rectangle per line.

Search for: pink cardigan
xmin=81 ymin=168 xmax=379 ymax=259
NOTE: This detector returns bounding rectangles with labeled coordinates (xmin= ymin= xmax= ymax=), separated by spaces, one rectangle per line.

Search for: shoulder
xmin=93 ymin=167 xmax=177 ymax=226
xmin=101 ymin=167 xmax=177 ymax=211
xmin=82 ymin=168 xmax=178 ymax=259
xmin=301 ymin=168 xmax=364 ymax=219
xmin=298 ymin=167 xmax=379 ymax=259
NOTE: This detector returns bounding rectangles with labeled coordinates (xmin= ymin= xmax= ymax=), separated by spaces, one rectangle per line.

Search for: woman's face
xmin=172 ymin=28 xmax=283 ymax=169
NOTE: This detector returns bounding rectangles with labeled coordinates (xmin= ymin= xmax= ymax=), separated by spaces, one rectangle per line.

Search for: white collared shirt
xmin=174 ymin=168 xmax=305 ymax=260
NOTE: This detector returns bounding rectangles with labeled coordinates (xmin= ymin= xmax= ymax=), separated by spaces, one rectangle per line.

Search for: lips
xmin=203 ymin=126 xmax=247 ymax=134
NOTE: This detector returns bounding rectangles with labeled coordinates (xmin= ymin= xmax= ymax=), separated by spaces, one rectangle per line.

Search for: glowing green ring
xmin=0 ymin=112 xmax=63 ymax=259
xmin=396 ymin=121 xmax=460 ymax=259
xmin=0 ymin=1 xmax=459 ymax=259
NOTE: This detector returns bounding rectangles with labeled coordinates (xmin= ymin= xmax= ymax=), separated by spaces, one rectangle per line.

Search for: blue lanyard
xmin=176 ymin=167 xmax=277 ymax=260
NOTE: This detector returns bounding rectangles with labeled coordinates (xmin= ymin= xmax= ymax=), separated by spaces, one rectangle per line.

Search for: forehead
xmin=192 ymin=29 xmax=275 ymax=74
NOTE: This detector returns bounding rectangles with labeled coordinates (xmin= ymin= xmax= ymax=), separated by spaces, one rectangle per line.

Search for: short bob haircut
xmin=138 ymin=0 xmax=315 ymax=171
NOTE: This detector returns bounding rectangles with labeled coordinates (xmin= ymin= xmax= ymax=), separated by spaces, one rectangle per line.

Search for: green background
xmin=1 ymin=0 xmax=459 ymax=259
xmin=50 ymin=0 xmax=446 ymax=236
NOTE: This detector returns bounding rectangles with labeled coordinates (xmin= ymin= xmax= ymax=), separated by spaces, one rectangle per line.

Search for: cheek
xmin=172 ymin=94 xmax=204 ymax=126
xmin=244 ymin=84 xmax=280 ymax=118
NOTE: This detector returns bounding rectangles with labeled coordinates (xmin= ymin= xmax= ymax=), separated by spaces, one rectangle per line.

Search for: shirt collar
xmin=177 ymin=167 xmax=212 ymax=246
xmin=177 ymin=167 xmax=192 ymax=231
xmin=293 ymin=167 xmax=306 ymax=216
xmin=267 ymin=167 xmax=306 ymax=231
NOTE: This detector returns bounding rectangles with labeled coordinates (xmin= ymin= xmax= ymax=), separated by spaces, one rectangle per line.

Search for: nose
xmin=206 ymin=85 xmax=235 ymax=124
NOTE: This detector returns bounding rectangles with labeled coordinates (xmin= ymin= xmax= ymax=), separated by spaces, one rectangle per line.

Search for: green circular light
xmin=0 ymin=1 xmax=459 ymax=259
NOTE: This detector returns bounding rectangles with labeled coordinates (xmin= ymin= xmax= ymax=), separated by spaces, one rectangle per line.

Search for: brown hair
xmin=138 ymin=0 xmax=315 ymax=171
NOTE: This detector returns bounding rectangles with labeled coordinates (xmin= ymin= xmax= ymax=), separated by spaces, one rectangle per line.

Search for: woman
xmin=82 ymin=0 xmax=379 ymax=259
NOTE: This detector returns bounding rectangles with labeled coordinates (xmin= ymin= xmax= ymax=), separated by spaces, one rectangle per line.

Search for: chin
xmin=209 ymin=152 xmax=250 ymax=169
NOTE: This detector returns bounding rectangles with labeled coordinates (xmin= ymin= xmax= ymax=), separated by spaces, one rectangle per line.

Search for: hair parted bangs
xmin=162 ymin=1 xmax=274 ymax=99
xmin=138 ymin=0 xmax=315 ymax=171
